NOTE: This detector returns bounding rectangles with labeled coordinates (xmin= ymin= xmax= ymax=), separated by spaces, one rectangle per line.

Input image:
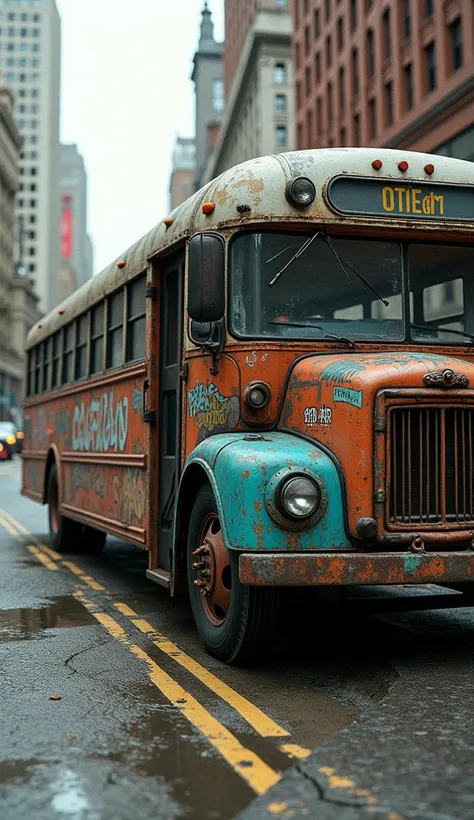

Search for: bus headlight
xmin=265 ymin=468 xmax=327 ymax=531
xmin=285 ymin=177 xmax=316 ymax=207
xmin=278 ymin=475 xmax=321 ymax=519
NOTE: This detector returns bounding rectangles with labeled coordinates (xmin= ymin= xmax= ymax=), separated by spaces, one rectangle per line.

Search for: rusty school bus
xmin=23 ymin=148 xmax=474 ymax=663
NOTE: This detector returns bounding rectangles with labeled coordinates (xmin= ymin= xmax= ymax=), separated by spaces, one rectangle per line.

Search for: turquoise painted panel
xmin=183 ymin=432 xmax=351 ymax=552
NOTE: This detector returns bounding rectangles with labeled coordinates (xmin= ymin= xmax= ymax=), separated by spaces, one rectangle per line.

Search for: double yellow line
xmin=0 ymin=507 xmax=311 ymax=797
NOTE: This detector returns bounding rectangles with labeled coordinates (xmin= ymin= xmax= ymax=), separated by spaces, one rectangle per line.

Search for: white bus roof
xmin=27 ymin=147 xmax=474 ymax=348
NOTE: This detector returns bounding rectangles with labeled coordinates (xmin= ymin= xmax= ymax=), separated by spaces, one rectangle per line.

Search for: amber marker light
xmin=117 ymin=260 xmax=126 ymax=269
xmin=424 ymin=163 xmax=435 ymax=175
xmin=202 ymin=202 xmax=215 ymax=215
xmin=398 ymin=160 xmax=409 ymax=172
xmin=58 ymin=309 xmax=65 ymax=315
xmin=372 ymin=159 xmax=383 ymax=170
xmin=164 ymin=218 xmax=173 ymax=227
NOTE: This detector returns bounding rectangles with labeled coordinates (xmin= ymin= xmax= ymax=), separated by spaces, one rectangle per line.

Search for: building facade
xmin=0 ymin=85 xmax=38 ymax=421
xmin=192 ymin=3 xmax=224 ymax=191
xmin=169 ymin=136 xmax=196 ymax=210
xmin=205 ymin=2 xmax=294 ymax=182
xmin=0 ymin=0 xmax=61 ymax=314
xmin=292 ymin=0 xmax=474 ymax=159
xmin=60 ymin=143 xmax=93 ymax=297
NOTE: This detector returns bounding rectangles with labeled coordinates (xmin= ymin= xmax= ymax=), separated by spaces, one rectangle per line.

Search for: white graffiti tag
xmin=72 ymin=392 xmax=129 ymax=452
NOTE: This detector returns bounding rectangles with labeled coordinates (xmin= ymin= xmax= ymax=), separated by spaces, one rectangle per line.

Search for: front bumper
xmin=238 ymin=551 xmax=474 ymax=587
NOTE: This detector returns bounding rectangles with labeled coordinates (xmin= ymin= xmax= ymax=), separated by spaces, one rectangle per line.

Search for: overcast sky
xmin=56 ymin=0 xmax=224 ymax=273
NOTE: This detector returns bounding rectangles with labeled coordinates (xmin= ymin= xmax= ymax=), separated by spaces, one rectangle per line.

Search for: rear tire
xmin=187 ymin=483 xmax=279 ymax=664
xmin=47 ymin=464 xmax=81 ymax=553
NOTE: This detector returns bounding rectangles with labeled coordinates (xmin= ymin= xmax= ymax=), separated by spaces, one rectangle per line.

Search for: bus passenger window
xmin=107 ymin=289 xmax=124 ymax=369
xmin=126 ymin=274 xmax=146 ymax=362
xmin=75 ymin=315 xmax=88 ymax=380
xmin=42 ymin=338 xmax=51 ymax=392
xmin=62 ymin=325 xmax=73 ymax=384
xmin=90 ymin=303 xmax=104 ymax=374
xmin=27 ymin=350 xmax=34 ymax=396
xmin=51 ymin=331 xmax=60 ymax=388
xmin=34 ymin=343 xmax=42 ymax=394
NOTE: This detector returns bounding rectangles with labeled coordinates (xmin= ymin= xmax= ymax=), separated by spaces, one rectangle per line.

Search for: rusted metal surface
xmin=238 ymin=551 xmax=474 ymax=587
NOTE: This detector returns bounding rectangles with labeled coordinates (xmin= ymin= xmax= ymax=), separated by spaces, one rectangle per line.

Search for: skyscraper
xmin=60 ymin=143 xmax=94 ymax=296
xmin=192 ymin=3 xmax=224 ymax=191
xmin=0 ymin=0 xmax=61 ymax=314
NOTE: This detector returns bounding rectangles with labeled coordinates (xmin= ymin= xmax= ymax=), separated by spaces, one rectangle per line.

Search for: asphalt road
xmin=1 ymin=459 xmax=474 ymax=819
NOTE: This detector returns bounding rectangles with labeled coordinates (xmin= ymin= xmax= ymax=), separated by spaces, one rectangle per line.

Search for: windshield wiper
xmin=267 ymin=231 xmax=389 ymax=309
xmin=410 ymin=323 xmax=474 ymax=343
xmin=269 ymin=320 xmax=356 ymax=348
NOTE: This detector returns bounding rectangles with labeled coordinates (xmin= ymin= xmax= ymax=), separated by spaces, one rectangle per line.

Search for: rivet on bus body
xmin=424 ymin=163 xmax=435 ymax=176
xmin=398 ymin=160 xmax=409 ymax=172
xmin=371 ymin=159 xmax=383 ymax=170
xmin=202 ymin=202 xmax=215 ymax=215
xmin=117 ymin=260 xmax=126 ymax=269
xmin=58 ymin=309 xmax=65 ymax=315
xmin=38 ymin=324 xmax=43 ymax=328
xmin=164 ymin=218 xmax=173 ymax=227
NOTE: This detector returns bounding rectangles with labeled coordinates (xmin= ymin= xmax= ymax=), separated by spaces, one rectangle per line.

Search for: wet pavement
xmin=1 ymin=458 xmax=474 ymax=819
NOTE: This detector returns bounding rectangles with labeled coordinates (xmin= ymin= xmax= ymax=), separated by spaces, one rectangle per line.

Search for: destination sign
xmin=326 ymin=176 xmax=474 ymax=222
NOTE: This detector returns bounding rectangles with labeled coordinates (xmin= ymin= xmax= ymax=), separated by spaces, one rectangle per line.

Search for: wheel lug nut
xmin=192 ymin=562 xmax=205 ymax=570
xmin=201 ymin=569 xmax=211 ymax=578
xmin=194 ymin=579 xmax=205 ymax=588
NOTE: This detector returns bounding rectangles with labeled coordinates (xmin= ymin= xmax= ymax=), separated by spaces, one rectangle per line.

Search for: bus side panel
xmin=22 ymin=364 xmax=149 ymax=546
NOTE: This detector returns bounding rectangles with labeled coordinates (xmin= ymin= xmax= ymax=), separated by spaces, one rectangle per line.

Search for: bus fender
xmin=43 ymin=445 xmax=62 ymax=505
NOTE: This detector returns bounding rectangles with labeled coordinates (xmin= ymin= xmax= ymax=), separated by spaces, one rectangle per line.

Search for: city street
xmin=1 ymin=460 xmax=474 ymax=819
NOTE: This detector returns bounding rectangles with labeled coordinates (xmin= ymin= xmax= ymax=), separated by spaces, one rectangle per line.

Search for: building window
xmin=353 ymin=113 xmax=361 ymax=144
xmin=404 ymin=62 xmax=414 ymax=109
xmin=382 ymin=8 xmax=391 ymax=61
xmin=350 ymin=0 xmax=357 ymax=30
xmin=274 ymin=62 xmax=287 ymax=84
xmin=450 ymin=18 xmax=463 ymax=72
xmin=425 ymin=41 xmax=436 ymax=91
xmin=352 ymin=47 xmax=359 ymax=95
xmin=337 ymin=17 xmax=344 ymax=50
xmin=107 ymin=289 xmax=124 ymax=369
xmin=327 ymin=81 xmax=333 ymax=125
xmin=212 ymin=78 xmax=224 ymax=112
xmin=275 ymin=94 xmax=287 ymax=113
xmin=326 ymin=35 xmax=332 ymax=67
xmin=424 ymin=0 xmax=433 ymax=18
xmin=315 ymin=50 xmax=321 ymax=83
xmin=367 ymin=29 xmax=375 ymax=78
xmin=339 ymin=127 xmax=346 ymax=146
xmin=403 ymin=0 xmax=411 ymax=40
xmin=368 ymin=98 xmax=376 ymax=139
xmin=339 ymin=66 xmax=345 ymax=112
xmin=325 ymin=0 xmax=331 ymax=22
xmin=295 ymin=41 xmax=301 ymax=70
xmin=297 ymin=122 xmax=303 ymax=149
xmin=304 ymin=25 xmax=310 ymax=55
xmin=90 ymin=303 xmax=104 ymax=374
xmin=314 ymin=8 xmax=320 ymax=38
xmin=296 ymin=80 xmax=301 ymax=108
xmin=384 ymin=81 xmax=393 ymax=126
xmin=305 ymin=66 xmax=311 ymax=96
xmin=316 ymin=96 xmax=322 ymax=135
xmin=276 ymin=125 xmax=288 ymax=146
xmin=307 ymin=110 xmax=313 ymax=146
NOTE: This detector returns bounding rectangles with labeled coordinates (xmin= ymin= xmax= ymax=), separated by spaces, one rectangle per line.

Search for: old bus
xmin=23 ymin=148 xmax=474 ymax=662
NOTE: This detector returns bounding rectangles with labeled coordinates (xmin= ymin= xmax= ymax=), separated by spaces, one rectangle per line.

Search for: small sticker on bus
xmin=303 ymin=406 xmax=332 ymax=426
xmin=333 ymin=386 xmax=363 ymax=408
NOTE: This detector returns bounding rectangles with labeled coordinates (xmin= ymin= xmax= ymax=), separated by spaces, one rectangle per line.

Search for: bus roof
xmin=27 ymin=147 xmax=474 ymax=348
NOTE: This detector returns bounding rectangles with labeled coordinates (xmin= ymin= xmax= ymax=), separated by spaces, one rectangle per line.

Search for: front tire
xmin=187 ymin=483 xmax=279 ymax=664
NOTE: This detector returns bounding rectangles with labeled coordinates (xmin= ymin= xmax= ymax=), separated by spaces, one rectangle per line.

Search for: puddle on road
xmin=0 ymin=596 xmax=95 ymax=643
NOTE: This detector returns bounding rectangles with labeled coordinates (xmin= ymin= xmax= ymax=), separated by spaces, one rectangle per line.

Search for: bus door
xmin=158 ymin=254 xmax=184 ymax=571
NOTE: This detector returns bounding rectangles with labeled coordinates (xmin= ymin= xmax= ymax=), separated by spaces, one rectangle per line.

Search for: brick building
xmin=293 ymin=0 xmax=474 ymax=159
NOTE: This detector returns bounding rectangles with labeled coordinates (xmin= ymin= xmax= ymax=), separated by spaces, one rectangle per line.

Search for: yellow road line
xmin=38 ymin=543 xmax=62 ymax=561
xmin=114 ymin=602 xmax=290 ymax=738
xmin=279 ymin=743 xmax=312 ymax=760
xmin=62 ymin=561 xmax=105 ymax=590
xmin=0 ymin=508 xmax=30 ymax=536
xmin=0 ymin=513 xmax=20 ymax=538
xmin=27 ymin=544 xmax=59 ymax=572
xmin=75 ymin=590 xmax=280 ymax=796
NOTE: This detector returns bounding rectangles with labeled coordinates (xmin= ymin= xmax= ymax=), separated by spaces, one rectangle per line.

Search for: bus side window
xmin=34 ymin=344 xmax=42 ymax=395
xmin=75 ymin=315 xmax=88 ymax=380
xmin=90 ymin=303 xmax=105 ymax=375
xmin=27 ymin=350 xmax=34 ymax=396
xmin=62 ymin=325 xmax=73 ymax=384
xmin=107 ymin=289 xmax=124 ymax=369
xmin=43 ymin=337 xmax=51 ymax=392
xmin=126 ymin=274 xmax=146 ymax=362
xmin=51 ymin=331 xmax=60 ymax=388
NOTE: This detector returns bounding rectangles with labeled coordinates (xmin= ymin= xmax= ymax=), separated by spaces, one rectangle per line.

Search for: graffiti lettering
xmin=70 ymin=464 xmax=108 ymax=499
xmin=54 ymin=408 xmax=70 ymax=437
xmin=304 ymin=406 xmax=332 ymax=426
xmin=72 ymin=392 xmax=129 ymax=453
xmin=188 ymin=382 xmax=228 ymax=419
xmin=132 ymin=387 xmax=142 ymax=414
xmin=113 ymin=469 xmax=145 ymax=525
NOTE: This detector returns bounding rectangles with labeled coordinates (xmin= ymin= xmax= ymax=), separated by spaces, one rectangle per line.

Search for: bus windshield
xmin=229 ymin=232 xmax=474 ymax=345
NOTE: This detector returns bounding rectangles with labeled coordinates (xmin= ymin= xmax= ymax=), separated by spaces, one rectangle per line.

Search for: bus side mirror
xmin=188 ymin=233 xmax=225 ymax=323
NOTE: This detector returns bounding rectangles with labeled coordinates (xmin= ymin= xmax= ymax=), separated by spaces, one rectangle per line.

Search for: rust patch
xmin=241 ymin=469 xmax=250 ymax=479
xmin=254 ymin=500 xmax=262 ymax=514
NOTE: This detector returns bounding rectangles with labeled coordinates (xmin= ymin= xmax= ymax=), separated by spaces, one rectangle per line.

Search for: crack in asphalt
xmin=64 ymin=638 xmax=113 ymax=675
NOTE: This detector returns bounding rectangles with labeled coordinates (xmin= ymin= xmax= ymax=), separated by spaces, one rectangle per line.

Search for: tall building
xmin=0 ymin=84 xmax=38 ymax=421
xmin=204 ymin=0 xmax=294 ymax=182
xmin=60 ymin=143 xmax=94 ymax=297
xmin=0 ymin=0 xmax=61 ymax=314
xmin=192 ymin=3 xmax=224 ymax=190
xmin=169 ymin=136 xmax=196 ymax=210
xmin=292 ymin=0 xmax=474 ymax=159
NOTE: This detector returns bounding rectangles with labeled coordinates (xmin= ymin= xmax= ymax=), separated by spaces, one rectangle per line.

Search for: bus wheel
xmin=47 ymin=464 xmax=81 ymax=552
xmin=187 ymin=483 xmax=279 ymax=664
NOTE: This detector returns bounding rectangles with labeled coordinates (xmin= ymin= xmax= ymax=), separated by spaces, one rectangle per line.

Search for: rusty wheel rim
xmin=193 ymin=512 xmax=231 ymax=626
xmin=50 ymin=482 xmax=59 ymax=534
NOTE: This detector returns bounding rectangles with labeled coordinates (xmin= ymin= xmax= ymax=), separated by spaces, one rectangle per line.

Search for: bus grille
xmin=388 ymin=407 xmax=474 ymax=527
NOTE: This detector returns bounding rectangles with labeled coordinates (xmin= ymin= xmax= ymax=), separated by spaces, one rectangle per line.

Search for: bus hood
xmin=279 ymin=351 xmax=474 ymax=539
